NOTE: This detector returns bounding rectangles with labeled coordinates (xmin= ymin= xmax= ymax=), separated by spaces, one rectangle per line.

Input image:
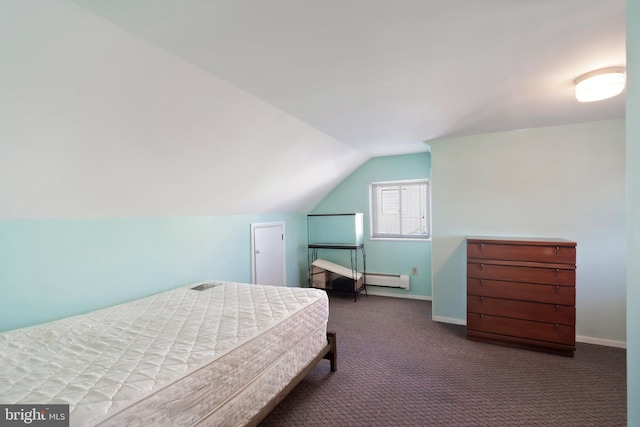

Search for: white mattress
xmin=0 ymin=282 xmax=329 ymax=426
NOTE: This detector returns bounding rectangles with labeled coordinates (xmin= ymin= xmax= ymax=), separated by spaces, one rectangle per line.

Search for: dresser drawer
xmin=467 ymin=278 xmax=575 ymax=305
xmin=467 ymin=313 xmax=575 ymax=345
xmin=467 ymin=241 xmax=576 ymax=264
xmin=467 ymin=296 xmax=575 ymax=325
xmin=467 ymin=262 xmax=575 ymax=285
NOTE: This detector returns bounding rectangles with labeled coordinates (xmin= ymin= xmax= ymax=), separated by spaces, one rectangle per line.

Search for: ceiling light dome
xmin=575 ymin=67 xmax=626 ymax=102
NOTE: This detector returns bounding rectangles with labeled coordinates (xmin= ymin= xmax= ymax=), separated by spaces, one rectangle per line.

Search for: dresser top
xmin=466 ymin=236 xmax=576 ymax=246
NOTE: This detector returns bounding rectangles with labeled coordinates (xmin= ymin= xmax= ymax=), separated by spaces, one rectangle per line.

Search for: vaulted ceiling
xmin=74 ymin=0 xmax=626 ymax=156
xmin=0 ymin=1 xmax=628 ymax=219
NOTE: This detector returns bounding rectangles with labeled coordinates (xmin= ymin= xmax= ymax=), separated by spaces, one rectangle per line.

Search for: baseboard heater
xmin=365 ymin=273 xmax=410 ymax=290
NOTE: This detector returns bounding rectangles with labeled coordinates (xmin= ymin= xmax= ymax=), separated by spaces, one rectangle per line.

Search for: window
xmin=370 ymin=179 xmax=430 ymax=240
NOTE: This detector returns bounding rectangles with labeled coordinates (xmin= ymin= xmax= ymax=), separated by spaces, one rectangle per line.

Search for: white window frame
xmin=369 ymin=179 xmax=431 ymax=241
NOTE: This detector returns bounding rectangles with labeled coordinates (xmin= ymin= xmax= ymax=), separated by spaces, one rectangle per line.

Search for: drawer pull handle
xmin=556 ymin=246 xmax=560 ymax=255
xmin=480 ymin=263 xmax=484 ymax=271
xmin=556 ymin=268 xmax=559 ymax=276
xmin=555 ymin=324 xmax=559 ymax=330
xmin=480 ymin=296 xmax=484 ymax=303
xmin=555 ymin=304 xmax=559 ymax=311
xmin=555 ymin=285 xmax=559 ymax=294
xmin=480 ymin=243 xmax=484 ymax=251
xmin=480 ymin=279 xmax=484 ymax=286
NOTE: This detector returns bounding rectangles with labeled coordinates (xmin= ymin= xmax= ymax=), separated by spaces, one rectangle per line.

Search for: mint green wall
xmin=311 ymin=153 xmax=432 ymax=298
xmin=627 ymin=0 xmax=639 ymax=423
xmin=0 ymin=214 xmax=307 ymax=332
xmin=430 ymin=119 xmax=626 ymax=333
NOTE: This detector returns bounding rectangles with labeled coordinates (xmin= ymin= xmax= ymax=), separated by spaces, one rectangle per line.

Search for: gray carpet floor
xmin=259 ymin=294 xmax=626 ymax=427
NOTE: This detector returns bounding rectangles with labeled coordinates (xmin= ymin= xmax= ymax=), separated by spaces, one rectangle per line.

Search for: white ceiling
xmin=73 ymin=0 xmax=626 ymax=157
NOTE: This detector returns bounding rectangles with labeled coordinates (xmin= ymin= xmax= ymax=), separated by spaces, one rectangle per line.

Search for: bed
xmin=0 ymin=281 xmax=336 ymax=426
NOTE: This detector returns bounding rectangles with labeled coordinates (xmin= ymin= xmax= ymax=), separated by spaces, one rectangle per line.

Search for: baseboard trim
xmin=328 ymin=287 xmax=627 ymax=349
xmin=427 ymin=318 xmax=627 ymax=349
xmin=576 ymin=335 xmax=626 ymax=349
xmin=364 ymin=289 xmax=432 ymax=301
xmin=432 ymin=315 xmax=466 ymax=325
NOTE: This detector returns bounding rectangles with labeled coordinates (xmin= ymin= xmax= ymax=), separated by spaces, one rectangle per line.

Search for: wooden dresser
xmin=466 ymin=236 xmax=577 ymax=357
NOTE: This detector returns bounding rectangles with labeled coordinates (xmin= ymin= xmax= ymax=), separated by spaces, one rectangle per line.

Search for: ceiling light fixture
xmin=574 ymin=67 xmax=626 ymax=102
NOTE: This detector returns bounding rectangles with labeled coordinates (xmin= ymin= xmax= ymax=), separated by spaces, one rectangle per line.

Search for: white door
xmin=251 ymin=222 xmax=286 ymax=286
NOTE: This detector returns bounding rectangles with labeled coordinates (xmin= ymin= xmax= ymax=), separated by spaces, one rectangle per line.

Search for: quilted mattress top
xmin=0 ymin=282 xmax=327 ymax=425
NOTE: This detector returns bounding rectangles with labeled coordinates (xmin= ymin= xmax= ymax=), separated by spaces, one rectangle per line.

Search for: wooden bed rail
xmin=324 ymin=331 xmax=337 ymax=372
xmin=246 ymin=331 xmax=337 ymax=426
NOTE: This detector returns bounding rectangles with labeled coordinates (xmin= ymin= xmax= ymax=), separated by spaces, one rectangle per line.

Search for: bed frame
xmin=245 ymin=331 xmax=337 ymax=426
xmin=1 ymin=284 xmax=336 ymax=427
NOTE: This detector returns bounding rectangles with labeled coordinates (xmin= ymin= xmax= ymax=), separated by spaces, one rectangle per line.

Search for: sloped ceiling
xmin=73 ymin=0 xmax=626 ymax=156
xmin=0 ymin=1 xmax=367 ymax=218
xmin=0 ymin=1 xmax=627 ymax=219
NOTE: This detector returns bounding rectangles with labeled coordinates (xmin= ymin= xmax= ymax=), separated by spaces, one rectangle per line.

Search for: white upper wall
xmin=0 ymin=0 xmax=368 ymax=219
xmin=430 ymin=119 xmax=626 ymax=344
